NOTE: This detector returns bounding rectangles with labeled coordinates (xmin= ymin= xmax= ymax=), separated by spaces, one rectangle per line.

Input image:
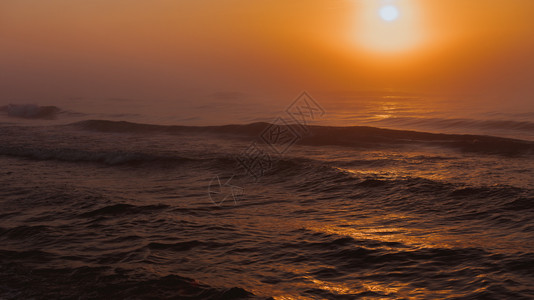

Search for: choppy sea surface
xmin=0 ymin=98 xmax=533 ymax=299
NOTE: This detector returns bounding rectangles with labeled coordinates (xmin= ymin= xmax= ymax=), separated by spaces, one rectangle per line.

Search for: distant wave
xmin=0 ymin=143 xmax=241 ymax=168
xmin=302 ymin=125 xmax=534 ymax=155
xmin=0 ymin=104 xmax=61 ymax=119
xmin=0 ymin=145 xmax=197 ymax=166
xmin=72 ymin=119 xmax=268 ymax=135
xmin=374 ymin=116 xmax=534 ymax=131
xmin=1 ymin=119 xmax=531 ymax=167
xmin=72 ymin=120 xmax=534 ymax=155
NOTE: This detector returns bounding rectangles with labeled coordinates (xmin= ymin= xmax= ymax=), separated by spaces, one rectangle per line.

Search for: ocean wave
xmin=0 ymin=225 xmax=50 ymax=240
xmin=270 ymin=229 xmax=534 ymax=298
xmin=72 ymin=119 xmax=268 ymax=136
xmin=502 ymin=197 xmax=534 ymax=211
xmin=0 ymin=104 xmax=61 ymax=119
xmin=280 ymin=165 xmax=533 ymax=221
xmin=0 ymin=262 xmax=263 ymax=299
xmin=376 ymin=116 xmax=534 ymax=131
xmin=300 ymin=125 xmax=534 ymax=155
xmin=79 ymin=203 xmax=170 ymax=218
xmin=0 ymin=145 xmax=197 ymax=166
xmin=71 ymin=120 xmax=534 ymax=155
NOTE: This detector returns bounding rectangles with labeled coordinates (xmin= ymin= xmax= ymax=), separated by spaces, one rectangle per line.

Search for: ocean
xmin=0 ymin=95 xmax=533 ymax=299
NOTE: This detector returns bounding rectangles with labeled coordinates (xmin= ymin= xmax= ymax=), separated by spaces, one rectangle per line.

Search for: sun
xmin=380 ymin=5 xmax=400 ymax=22
xmin=352 ymin=0 xmax=423 ymax=54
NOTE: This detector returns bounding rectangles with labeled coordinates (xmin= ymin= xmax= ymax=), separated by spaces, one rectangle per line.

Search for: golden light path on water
xmin=218 ymin=185 xmax=532 ymax=300
xmin=264 ymin=214 xmax=530 ymax=299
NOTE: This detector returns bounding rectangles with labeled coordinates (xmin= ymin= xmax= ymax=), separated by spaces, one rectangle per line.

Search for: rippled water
xmin=1 ymin=116 xmax=533 ymax=299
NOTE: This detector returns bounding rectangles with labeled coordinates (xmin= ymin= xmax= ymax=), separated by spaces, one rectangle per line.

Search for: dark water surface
xmin=1 ymin=118 xmax=533 ymax=299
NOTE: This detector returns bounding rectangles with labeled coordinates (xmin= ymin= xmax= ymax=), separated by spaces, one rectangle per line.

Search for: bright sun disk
xmin=380 ymin=5 xmax=399 ymax=22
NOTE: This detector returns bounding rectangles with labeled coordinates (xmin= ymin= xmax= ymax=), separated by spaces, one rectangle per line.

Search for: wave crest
xmin=72 ymin=120 xmax=534 ymax=155
xmin=1 ymin=104 xmax=61 ymax=119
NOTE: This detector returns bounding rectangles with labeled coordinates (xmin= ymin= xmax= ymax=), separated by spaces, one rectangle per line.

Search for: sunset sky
xmin=2 ymin=0 xmax=534 ymax=108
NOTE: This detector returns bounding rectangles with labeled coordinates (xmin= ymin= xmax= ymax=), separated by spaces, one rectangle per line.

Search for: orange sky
xmin=1 ymin=0 xmax=534 ymax=107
